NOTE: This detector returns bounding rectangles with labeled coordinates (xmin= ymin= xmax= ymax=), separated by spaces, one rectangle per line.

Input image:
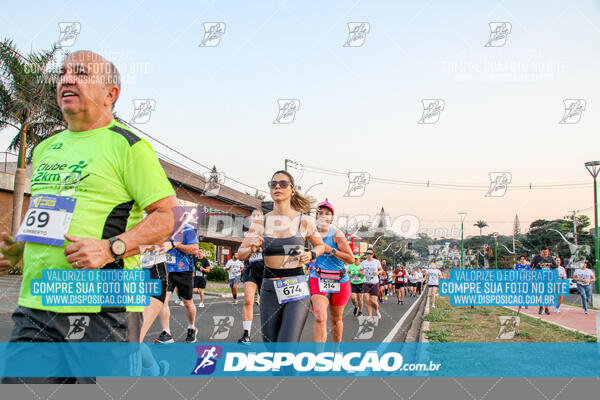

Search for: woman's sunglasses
xmin=268 ymin=180 xmax=292 ymax=189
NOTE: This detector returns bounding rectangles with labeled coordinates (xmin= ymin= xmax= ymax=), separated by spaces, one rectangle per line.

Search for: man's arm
xmin=173 ymin=242 xmax=199 ymax=255
xmin=64 ymin=196 xmax=177 ymax=269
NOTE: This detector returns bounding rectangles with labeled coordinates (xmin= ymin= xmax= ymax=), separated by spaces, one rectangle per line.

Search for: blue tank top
xmin=310 ymin=226 xmax=348 ymax=283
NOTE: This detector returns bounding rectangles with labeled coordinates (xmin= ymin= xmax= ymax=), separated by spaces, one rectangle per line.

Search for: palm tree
xmin=473 ymin=220 xmax=488 ymax=236
xmin=0 ymin=39 xmax=65 ymax=235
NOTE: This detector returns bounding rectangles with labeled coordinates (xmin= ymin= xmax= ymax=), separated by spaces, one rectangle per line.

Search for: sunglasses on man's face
xmin=268 ymin=180 xmax=292 ymax=189
xmin=366 ymin=252 xmax=373 ymax=255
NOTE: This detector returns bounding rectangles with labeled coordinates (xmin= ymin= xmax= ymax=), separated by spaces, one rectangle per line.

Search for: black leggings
xmin=260 ymin=278 xmax=310 ymax=342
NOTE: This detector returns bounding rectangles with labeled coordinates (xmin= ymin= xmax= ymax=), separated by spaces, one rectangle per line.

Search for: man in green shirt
xmin=0 ymin=51 xmax=177 ymax=383
xmin=348 ymin=254 xmax=364 ymax=316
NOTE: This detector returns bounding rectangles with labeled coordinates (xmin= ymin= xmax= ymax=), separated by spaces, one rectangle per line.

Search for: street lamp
xmin=382 ymin=240 xmax=401 ymax=253
xmin=493 ymin=232 xmax=499 ymax=269
xmin=585 ymin=161 xmax=600 ymax=293
xmin=458 ymin=212 xmax=467 ymax=269
xmin=372 ymin=235 xmax=385 ymax=248
xmin=394 ymin=248 xmax=403 ymax=266
xmin=304 ymin=181 xmax=325 ymax=197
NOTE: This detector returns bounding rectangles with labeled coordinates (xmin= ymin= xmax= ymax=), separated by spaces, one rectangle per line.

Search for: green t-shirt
xmin=19 ymin=120 xmax=175 ymax=313
xmin=348 ymin=263 xmax=363 ymax=284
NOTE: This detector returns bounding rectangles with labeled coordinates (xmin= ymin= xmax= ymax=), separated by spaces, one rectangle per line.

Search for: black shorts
xmin=167 ymin=271 xmax=194 ymax=300
xmin=194 ymin=275 xmax=207 ymax=289
xmin=148 ymin=262 xmax=168 ymax=303
xmin=429 ymin=284 xmax=438 ymax=288
xmin=2 ymin=306 xmax=142 ymax=384
xmin=395 ymin=282 xmax=405 ymax=289
xmin=241 ymin=266 xmax=263 ymax=291
xmin=351 ymin=282 xmax=364 ymax=294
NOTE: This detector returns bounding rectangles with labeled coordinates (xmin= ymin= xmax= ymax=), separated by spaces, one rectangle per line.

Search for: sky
xmin=1 ymin=0 xmax=599 ymax=238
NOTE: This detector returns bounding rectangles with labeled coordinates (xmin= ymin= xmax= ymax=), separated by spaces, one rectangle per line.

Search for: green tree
xmin=0 ymin=39 xmax=65 ymax=234
xmin=473 ymin=220 xmax=488 ymax=236
xmin=245 ymin=189 xmax=265 ymax=200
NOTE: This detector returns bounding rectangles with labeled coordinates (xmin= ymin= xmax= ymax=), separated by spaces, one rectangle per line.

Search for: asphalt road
xmin=0 ymin=276 xmax=422 ymax=343
xmin=143 ymin=288 xmax=421 ymax=343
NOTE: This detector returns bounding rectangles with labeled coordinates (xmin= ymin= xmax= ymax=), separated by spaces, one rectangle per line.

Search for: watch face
xmin=112 ymin=239 xmax=127 ymax=256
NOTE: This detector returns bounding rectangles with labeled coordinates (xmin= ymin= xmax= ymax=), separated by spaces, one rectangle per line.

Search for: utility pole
xmin=572 ymin=210 xmax=578 ymax=246
xmin=284 ymin=159 xmax=289 ymax=172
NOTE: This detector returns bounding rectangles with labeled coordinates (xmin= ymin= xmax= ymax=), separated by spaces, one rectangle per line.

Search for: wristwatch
xmin=108 ymin=237 xmax=127 ymax=261
xmin=331 ymin=248 xmax=337 ymax=256
xmin=311 ymin=250 xmax=317 ymax=261
xmin=169 ymin=240 xmax=176 ymax=250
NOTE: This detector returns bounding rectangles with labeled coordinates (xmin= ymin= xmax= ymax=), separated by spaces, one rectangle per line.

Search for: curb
xmin=419 ymin=295 xmax=430 ymax=343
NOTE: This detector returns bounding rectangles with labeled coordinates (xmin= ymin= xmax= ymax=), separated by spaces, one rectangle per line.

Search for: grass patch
xmin=423 ymin=308 xmax=449 ymax=322
xmin=425 ymin=328 xmax=452 ymax=342
xmin=426 ymin=296 xmax=596 ymax=342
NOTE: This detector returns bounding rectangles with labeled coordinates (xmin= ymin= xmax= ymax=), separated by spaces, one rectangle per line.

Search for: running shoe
xmin=174 ymin=299 xmax=183 ymax=306
xmin=233 ymin=299 xmax=238 ymax=305
xmin=555 ymin=307 xmax=560 ymax=313
xmin=185 ymin=328 xmax=197 ymax=343
xmin=431 ymin=304 xmax=436 ymax=309
xmin=544 ymin=308 xmax=551 ymax=315
xmin=255 ymin=299 xmax=260 ymax=305
xmin=400 ymin=300 xmax=404 ymax=305
xmin=397 ymin=300 xmax=401 ymax=305
xmin=538 ymin=306 xmax=543 ymax=314
xmin=198 ymin=302 xmax=205 ymax=308
xmin=353 ymin=306 xmax=358 ymax=316
xmin=376 ymin=311 xmax=382 ymax=319
xmin=585 ymin=310 xmax=588 ymax=314
xmin=238 ymin=333 xmax=251 ymax=345
xmin=357 ymin=311 xmax=362 ymax=317
xmin=154 ymin=330 xmax=174 ymax=344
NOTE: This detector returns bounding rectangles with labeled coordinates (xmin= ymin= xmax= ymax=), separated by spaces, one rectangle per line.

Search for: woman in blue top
xmin=309 ymin=202 xmax=355 ymax=342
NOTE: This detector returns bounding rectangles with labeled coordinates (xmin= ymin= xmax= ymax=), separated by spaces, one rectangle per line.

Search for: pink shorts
xmin=309 ymin=277 xmax=351 ymax=307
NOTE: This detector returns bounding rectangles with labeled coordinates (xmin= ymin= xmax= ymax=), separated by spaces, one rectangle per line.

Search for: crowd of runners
xmin=0 ymin=50 xmax=596 ymax=383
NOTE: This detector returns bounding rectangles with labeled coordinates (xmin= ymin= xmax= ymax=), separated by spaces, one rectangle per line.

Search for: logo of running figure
xmin=191 ymin=345 xmax=222 ymax=375
xmin=65 ymin=315 xmax=90 ymax=340
xmin=130 ymin=99 xmax=156 ymax=124
xmin=485 ymin=172 xmax=512 ymax=197
xmin=171 ymin=206 xmax=200 ymax=241
xmin=203 ymin=169 xmax=226 ymax=197
xmin=485 ymin=22 xmax=512 ymax=47
xmin=418 ymin=99 xmax=445 ymax=124
xmin=496 ymin=316 xmax=520 ymax=340
xmin=56 ymin=22 xmax=81 ymax=48
xmin=344 ymin=22 xmax=371 ymax=47
xmin=199 ymin=22 xmax=226 ymax=47
xmin=281 ymin=244 xmax=303 ymax=269
xmin=354 ymin=315 xmax=378 ymax=339
xmin=344 ymin=172 xmax=370 ymax=197
xmin=209 ymin=316 xmax=234 ymax=340
xmin=273 ymin=99 xmax=300 ymax=124
xmin=559 ymin=99 xmax=586 ymax=124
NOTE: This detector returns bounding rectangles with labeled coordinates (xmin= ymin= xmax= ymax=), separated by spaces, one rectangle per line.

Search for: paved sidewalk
xmin=505 ymin=303 xmax=598 ymax=337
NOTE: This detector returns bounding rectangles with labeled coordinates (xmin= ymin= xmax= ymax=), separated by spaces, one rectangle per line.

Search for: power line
xmin=293 ymin=161 xmax=589 ymax=191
